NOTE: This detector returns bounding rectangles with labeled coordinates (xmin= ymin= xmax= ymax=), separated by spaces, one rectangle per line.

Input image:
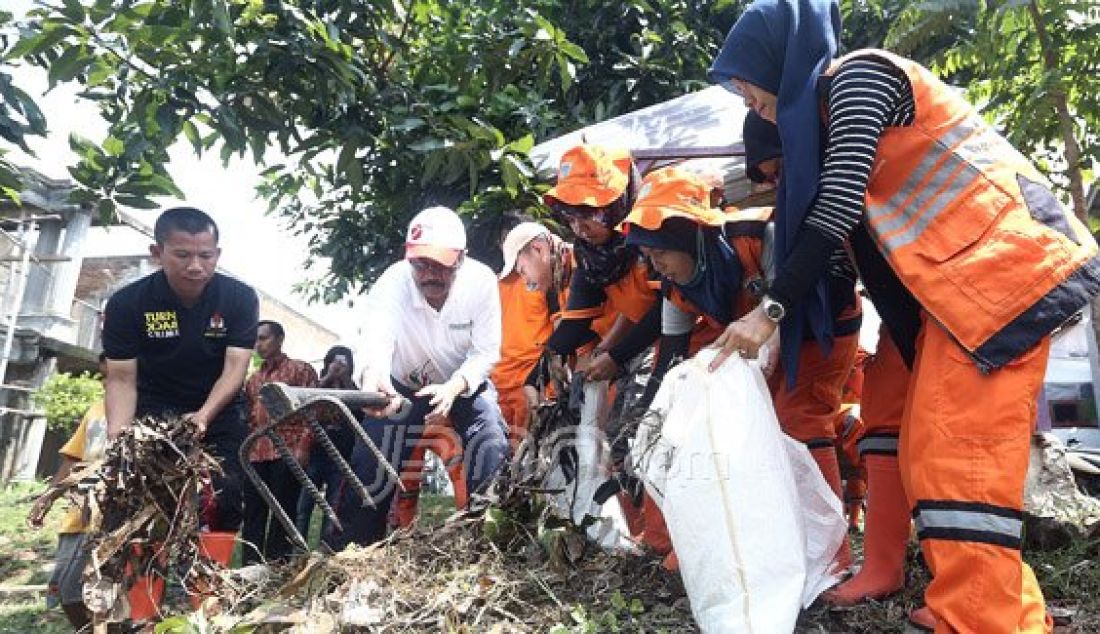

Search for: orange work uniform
xmin=656 ymin=202 xmax=860 ymax=569
xmin=558 ymin=258 xmax=658 ymax=345
xmin=834 ymin=349 xmax=869 ymax=530
xmin=845 ymin=49 xmax=1100 ymax=632
xmin=825 ymin=326 xmax=913 ymax=606
xmin=391 ymin=421 xmax=468 ymax=528
xmin=493 ymin=272 xmax=554 ymax=446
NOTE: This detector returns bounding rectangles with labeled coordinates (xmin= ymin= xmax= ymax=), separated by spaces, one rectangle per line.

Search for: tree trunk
xmin=1028 ymin=0 xmax=1089 ymax=223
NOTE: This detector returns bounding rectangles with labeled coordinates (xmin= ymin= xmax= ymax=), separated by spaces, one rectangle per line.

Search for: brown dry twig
xmin=70 ymin=416 xmax=223 ymax=622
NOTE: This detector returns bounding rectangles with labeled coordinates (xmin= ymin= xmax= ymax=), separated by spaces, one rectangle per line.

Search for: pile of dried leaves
xmin=62 ymin=416 xmax=223 ymax=623
xmin=186 ymin=387 xmax=695 ymax=632
xmin=196 ymin=504 xmax=693 ymax=633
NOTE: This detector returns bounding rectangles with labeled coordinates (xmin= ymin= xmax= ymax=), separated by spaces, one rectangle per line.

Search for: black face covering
xmin=553 ymin=195 xmax=638 ymax=288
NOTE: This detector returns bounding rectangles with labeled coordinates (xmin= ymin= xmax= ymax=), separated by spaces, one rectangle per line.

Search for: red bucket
xmin=125 ymin=543 xmax=166 ymax=622
xmin=188 ymin=531 xmax=237 ymax=610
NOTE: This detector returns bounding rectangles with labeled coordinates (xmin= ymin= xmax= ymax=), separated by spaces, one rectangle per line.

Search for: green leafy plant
xmin=5 ymin=0 xmax=741 ymax=298
xmin=0 ymin=9 xmax=48 ymax=203
xmin=32 ymin=371 xmax=104 ymax=434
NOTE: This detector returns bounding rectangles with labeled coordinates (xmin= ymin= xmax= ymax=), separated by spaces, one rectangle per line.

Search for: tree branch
xmin=378 ymin=1 xmax=414 ymax=76
xmin=1027 ymin=0 xmax=1087 ymax=222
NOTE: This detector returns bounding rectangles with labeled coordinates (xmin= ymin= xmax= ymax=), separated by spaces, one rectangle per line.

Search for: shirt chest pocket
xmin=446 ymin=319 xmax=475 ymax=348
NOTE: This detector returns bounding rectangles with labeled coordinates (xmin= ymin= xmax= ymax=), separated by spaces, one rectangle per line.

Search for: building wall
xmin=257 ymin=294 xmax=340 ymax=366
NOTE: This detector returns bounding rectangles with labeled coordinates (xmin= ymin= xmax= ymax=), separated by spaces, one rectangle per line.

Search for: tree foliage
xmin=5 ymin=0 xmax=738 ymax=299
xmin=33 ymin=371 xmax=104 ymax=434
xmin=0 ymin=9 xmax=48 ymax=203
xmin=6 ymin=0 xmax=1094 ymax=299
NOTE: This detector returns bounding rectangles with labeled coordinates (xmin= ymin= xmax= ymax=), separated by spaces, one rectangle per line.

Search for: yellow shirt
xmin=58 ymin=401 xmax=107 ymax=534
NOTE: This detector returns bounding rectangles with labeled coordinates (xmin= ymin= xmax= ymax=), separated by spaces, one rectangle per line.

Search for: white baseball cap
xmin=499 ymin=222 xmax=551 ymax=279
xmin=405 ymin=206 xmax=466 ymax=266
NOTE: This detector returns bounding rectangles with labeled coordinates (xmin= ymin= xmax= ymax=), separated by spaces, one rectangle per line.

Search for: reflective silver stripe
xmin=857 ymin=435 xmax=898 ymax=455
xmin=953 ymin=126 xmax=1016 ymax=170
xmin=873 ymin=149 xmax=968 ymax=238
xmin=914 ymin=508 xmax=1022 ymax=538
xmin=883 ymin=158 xmax=980 ymax=253
xmin=866 ymin=117 xmax=981 ymax=226
xmin=661 ymin=297 xmax=695 ymax=336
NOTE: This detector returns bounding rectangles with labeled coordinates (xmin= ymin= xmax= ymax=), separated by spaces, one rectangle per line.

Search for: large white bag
xmin=631 ymin=348 xmax=846 ymax=633
xmin=543 ymin=379 xmax=635 ymax=551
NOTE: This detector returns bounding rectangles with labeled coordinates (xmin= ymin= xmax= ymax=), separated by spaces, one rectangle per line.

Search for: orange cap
xmin=621 ymin=167 xmax=727 ymax=232
xmin=544 ymin=145 xmax=632 ymax=208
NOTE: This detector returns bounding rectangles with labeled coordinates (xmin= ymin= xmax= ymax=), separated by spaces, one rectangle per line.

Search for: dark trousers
xmin=203 ymin=427 xmax=246 ymax=531
xmin=330 ymin=381 xmax=510 ymax=550
xmin=294 ymin=442 xmax=349 ymax=549
xmin=241 ymin=459 xmax=303 ymax=564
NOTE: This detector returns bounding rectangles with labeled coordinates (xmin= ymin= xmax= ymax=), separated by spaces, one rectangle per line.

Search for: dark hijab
xmin=743 ymin=111 xmax=783 ymax=184
xmin=626 ymin=217 xmax=743 ymax=325
xmin=322 ymin=345 xmax=357 ymax=389
xmin=709 ymin=0 xmax=842 ymax=379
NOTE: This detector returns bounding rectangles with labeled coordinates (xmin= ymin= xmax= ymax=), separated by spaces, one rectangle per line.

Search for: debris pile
xmin=192 ymin=394 xmax=692 ymax=632
xmin=70 ymin=417 xmax=222 ymax=621
xmin=207 ymin=508 xmax=693 ymax=632
xmin=1025 ymin=433 xmax=1100 ymax=551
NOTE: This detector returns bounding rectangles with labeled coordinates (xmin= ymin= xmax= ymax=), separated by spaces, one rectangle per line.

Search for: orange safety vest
xmin=559 ymin=258 xmax=658 ymax=336
xmin=492 ymin=273 xmax=553 ymax=391
xmin=841 ymin=49 xmax=1100 ymax=370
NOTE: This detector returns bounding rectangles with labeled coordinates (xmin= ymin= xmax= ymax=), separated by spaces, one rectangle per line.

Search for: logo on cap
xmin=560 ymin=162 xmax=573 ymax=178
xmin=411 ymin=224 xmax=424 ymax=240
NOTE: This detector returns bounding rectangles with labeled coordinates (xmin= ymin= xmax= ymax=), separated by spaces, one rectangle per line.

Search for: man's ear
xmin=149 ymin=243 xmax=162 ymax=262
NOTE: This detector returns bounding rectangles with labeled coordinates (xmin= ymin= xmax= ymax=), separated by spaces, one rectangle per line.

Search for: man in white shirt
xmin=333 ymin=206 xmax=509 ymax=548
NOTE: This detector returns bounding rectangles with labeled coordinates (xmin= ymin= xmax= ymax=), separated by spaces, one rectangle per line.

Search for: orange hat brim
xmin=544 ymin=179 xmax=627 ymax=209
xmin=406 ymin=244 xmax=462 ymax=267
xmin=620 ymin=202 xmax=728 ymax=232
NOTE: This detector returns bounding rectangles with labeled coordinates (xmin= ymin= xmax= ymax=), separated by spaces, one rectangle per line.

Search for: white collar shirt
xmin=358 ymin=258 xmax=501 ymax=394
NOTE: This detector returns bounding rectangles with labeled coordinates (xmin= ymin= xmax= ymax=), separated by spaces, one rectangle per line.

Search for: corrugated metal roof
xmin=530 ymin=86 xmax=754 ymax=202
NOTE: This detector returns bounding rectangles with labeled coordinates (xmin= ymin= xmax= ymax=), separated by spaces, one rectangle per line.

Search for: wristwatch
xmin=761 ymin=295 xmax=786 ymax=323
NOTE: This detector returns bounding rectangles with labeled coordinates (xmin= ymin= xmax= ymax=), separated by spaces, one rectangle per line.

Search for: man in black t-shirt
xmin=102 ymin=207 xmax=258 ymax=532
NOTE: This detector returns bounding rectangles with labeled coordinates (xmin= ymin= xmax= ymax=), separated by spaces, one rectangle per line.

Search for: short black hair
xmin=258 ymin=320 xmax=285 ymax=338
xmin=154 ymin=207 xmax=220 ymax=245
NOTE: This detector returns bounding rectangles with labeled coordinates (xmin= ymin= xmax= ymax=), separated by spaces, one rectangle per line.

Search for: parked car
xmin=1042 ymin=317 xmax=1100 ymax=496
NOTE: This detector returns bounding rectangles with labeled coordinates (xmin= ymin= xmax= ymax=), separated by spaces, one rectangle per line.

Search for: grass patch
xmin=0 ymin=483 xmax=60 ymax=587
xmin=417 ymin=493 xmax=459 ymax=528
xmin=0 ymin=598 xmax=72 ymax=634
xmin=0 ymin=482 xmax=73 ymax=633
xmin=1031 ymin=535 xmax=1100 ymax=631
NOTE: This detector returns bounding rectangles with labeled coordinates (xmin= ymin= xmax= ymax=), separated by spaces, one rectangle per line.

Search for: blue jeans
xmin=330 ymin=381 xmax=510 ymax=549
